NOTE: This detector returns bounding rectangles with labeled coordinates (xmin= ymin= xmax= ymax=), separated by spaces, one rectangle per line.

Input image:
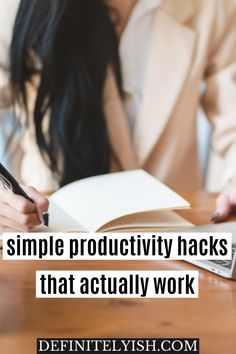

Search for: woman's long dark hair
xmin=10 ymin=0 xmax=122 ymax=186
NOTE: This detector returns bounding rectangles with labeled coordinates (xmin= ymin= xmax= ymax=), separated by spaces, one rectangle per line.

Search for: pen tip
xmin=42 ymin=212 xmax=49 ymax=227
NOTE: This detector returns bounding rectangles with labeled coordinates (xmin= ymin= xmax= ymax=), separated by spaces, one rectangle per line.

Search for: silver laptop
xmin=185 ymin=222 xmax=236 ymax=280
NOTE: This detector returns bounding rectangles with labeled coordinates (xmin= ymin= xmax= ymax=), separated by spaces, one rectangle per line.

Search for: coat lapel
xmin=134 ymin=5 xmax=197 ymax=164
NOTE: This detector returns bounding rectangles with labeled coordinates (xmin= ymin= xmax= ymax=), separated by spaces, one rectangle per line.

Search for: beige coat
xmin=103 ymin=0 xmax=236 ymax=192
xmin=2 ymin=0 xmax=236 ymax=193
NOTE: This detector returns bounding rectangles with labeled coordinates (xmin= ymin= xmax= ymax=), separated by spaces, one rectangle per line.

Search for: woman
xmin=0 ymin=0 xmax=236 ymax=231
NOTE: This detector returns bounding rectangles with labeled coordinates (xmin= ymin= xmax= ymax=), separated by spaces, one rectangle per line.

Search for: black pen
xmin=0 ymin=162 xmax=49 ymax=227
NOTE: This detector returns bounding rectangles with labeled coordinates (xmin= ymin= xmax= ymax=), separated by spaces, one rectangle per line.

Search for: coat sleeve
xmin=202 ymin=0 xmax=236 ymax=189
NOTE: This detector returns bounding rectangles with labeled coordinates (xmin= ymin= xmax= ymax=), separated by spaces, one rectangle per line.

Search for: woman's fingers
xmin=0 ymin=202 xmax=41 ymax=227
xmin=0 ymin=188 xmax=36 ymax=213
xmin=23 ymin=186 xmax=49 ymax=222
xmin=212 ymin=179 xmax=236 ymax=222
xmin=0 ymin=214 xmax=35 ymax=232
xmin=213 ymin=193 xmax=232 ymax=222
xmin=0 ymin=186 xmax=48 ymax=232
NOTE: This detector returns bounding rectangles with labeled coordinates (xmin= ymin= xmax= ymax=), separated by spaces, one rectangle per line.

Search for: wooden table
xmin=0 ymin=192 xmax=236 ymax=354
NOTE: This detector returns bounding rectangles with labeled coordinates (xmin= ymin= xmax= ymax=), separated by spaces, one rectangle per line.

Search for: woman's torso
xmin=0 ymin=0 xmax=230 ymax=192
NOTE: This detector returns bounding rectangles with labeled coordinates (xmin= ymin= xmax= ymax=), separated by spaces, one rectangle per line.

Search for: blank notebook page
xmin=49 ymin=170 xmax=190 ymax=232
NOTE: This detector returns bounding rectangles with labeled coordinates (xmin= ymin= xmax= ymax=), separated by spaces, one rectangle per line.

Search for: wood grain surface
xmin=0 ymin=192 xmax=235 ymax=354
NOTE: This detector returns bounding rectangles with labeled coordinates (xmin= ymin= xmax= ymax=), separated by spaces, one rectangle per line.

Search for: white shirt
xmin=119 ymin=0 xmax=162 ymax=135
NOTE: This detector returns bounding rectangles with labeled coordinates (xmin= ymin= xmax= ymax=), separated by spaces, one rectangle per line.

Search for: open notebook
xmin=0 ymin=170 xmax=192 ymax=246
xmin=44 ymin=170 xmax=193 ymax=232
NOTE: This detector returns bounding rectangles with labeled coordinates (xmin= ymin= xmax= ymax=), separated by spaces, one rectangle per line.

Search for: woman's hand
xmin=212 ymin=177 xmax=236 ymax=222
xmin=0 ymin=186 xmax=49 ymax=232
